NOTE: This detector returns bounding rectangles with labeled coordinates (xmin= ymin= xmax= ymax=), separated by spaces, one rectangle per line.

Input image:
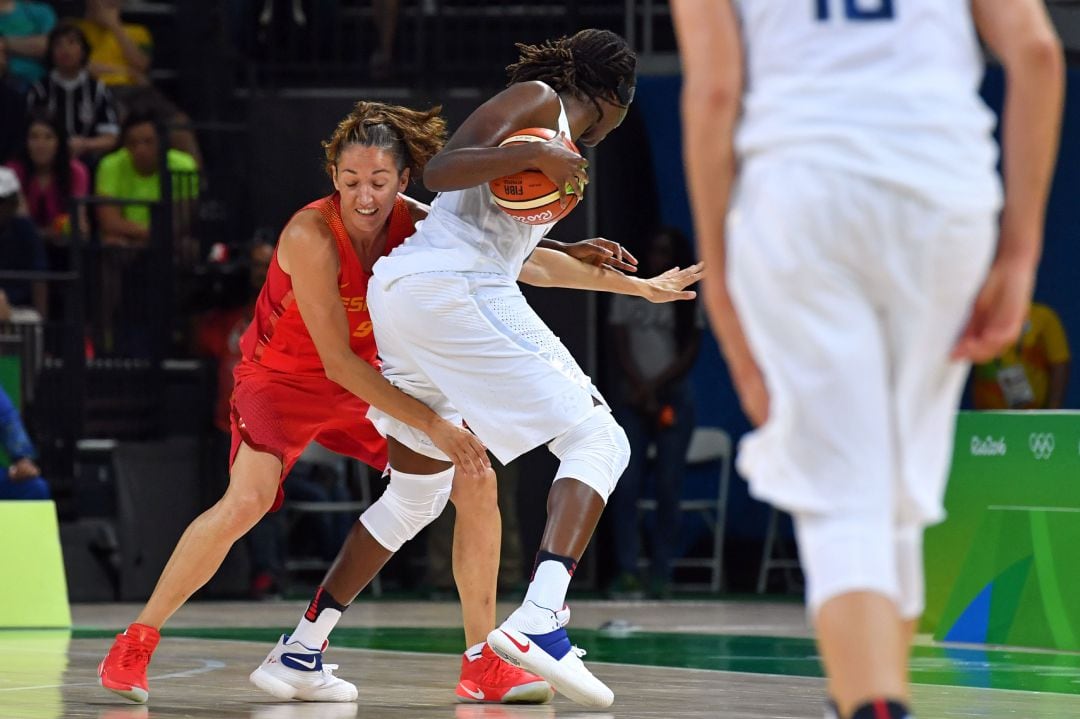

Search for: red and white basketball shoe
xmin=455 ymin=644 xmax=553 ymax=704
xmin=487 ymin=601 xmax=613 ymax=708
xmin=98 ymin=623 xmax=161 ymax=703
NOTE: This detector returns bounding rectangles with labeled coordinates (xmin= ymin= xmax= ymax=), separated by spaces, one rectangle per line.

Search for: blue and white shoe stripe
xmin=525 ymin=627 xmax=572 ymax=661
xmin=281 ymin=652 xmax=324 ymax=672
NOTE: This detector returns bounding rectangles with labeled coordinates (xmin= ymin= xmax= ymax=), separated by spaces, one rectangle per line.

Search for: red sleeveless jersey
xmin=238 ymin=193 xmax=414 ymax=375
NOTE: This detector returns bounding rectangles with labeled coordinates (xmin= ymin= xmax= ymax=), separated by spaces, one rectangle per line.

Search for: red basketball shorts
xmin=229 ymin=363 xmax=388 ymax=512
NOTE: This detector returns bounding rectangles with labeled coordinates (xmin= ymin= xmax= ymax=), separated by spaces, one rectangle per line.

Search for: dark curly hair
xmin=506 ymin=29 xmax=637 ymax=118
xmin=323 ymin=101 xmax=447 ymax=181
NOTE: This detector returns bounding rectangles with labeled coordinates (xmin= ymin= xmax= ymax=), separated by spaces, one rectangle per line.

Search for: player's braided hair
xmin=323 ymin=101 xmax=448 ymax=181
xmin=506 ymin=29 xmax=636 ymax=116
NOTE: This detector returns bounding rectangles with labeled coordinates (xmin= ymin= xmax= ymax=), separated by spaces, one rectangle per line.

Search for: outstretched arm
xmin=519 ymin=246 xmax=701 ymax=302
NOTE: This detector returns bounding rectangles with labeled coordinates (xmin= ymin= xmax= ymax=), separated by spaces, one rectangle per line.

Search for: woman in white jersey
xmin=251 ymin=29 xmax=704 ymax=709
xmin=673 ymin=2 xmax=1064 ymax=719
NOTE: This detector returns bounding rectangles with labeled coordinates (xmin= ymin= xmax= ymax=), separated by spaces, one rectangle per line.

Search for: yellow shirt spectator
xmin=74 ymin=18 xmax=151 ymax=86
xmin=971 ymin=302 xmax=1071 ymax=410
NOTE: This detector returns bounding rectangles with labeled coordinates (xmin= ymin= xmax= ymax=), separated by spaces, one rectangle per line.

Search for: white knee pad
xmin=894 ymin=524 xmax=925 ymax=620
xmin=359 ymin=466 xmax=454 ymax=552
xmin=547 ymin=408 xmax=631 ymax=503
xmin=793 ymin=512 xmax=902 ymax=618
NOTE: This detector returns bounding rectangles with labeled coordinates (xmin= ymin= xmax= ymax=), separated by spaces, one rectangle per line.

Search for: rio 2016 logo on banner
xmin=970 ymin=436 xmax=1006 ymax=457
xmin=1028 ymin=432 xmax=1056 ymax=460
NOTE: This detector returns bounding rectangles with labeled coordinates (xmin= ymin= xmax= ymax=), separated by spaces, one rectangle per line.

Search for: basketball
xmin=489 ymin=128 xmax=581 ymax=226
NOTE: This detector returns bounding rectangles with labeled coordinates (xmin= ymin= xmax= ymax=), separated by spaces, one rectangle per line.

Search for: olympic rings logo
xmin=1028 ymin=433 xmax=1056 ymax=460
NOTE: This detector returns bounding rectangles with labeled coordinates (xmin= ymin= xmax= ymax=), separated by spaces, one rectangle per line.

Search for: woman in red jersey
xmin=96 ymin=101 xmax=515 ymax=703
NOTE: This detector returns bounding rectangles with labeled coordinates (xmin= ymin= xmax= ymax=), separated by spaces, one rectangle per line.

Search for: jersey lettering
xmin=341 ymin=295 xmax=367 ymax=312
xmin=352 ymin=320 xmax=373 ymax=338
xmin=816 ymin=0 xmax=894 ymax=22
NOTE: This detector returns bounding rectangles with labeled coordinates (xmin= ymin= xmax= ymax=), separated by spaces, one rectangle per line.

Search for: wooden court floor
xmin=4 ymin=600 xmax=1080 ymax=718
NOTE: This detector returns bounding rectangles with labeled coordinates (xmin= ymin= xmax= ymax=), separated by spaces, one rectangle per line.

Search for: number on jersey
xmin=816 ymin=0 xmax=894 ymax=21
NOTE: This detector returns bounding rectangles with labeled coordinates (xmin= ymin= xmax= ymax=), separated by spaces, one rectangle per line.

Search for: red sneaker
xmin=98 ymin=623 xmax=161 ymax=703
xmin=455 ymin=644 xmax=554 ymax=704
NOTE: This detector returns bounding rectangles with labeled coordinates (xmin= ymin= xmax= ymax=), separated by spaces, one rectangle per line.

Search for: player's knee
xmin=450 ymin=467 xmax=497 ymax=511
xmin=219 ymin=487 xmax=274 ymax=535
xmin=547 ymin=410 xmax=630 ymax=503
xmin=360 ymin=465 xmax=454 ymax=552
xmin=793 ymin=512 xmax=901 ymax=617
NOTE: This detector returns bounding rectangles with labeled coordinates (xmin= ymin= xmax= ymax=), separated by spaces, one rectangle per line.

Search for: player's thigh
xmin=316 ymin=396 xmax=389 ymax=472
xmin=887 ymin=207 xmax=997 ymax=526
xmin=727 ymin=161 xmax=896 ymax=517
xmin=373 ymin=273 xmax=601 ymax=464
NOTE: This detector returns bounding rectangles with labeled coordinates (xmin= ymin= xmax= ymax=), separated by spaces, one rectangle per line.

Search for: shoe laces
xmin=570 ymin=646 xmax=587 ymax=659
xmin=113 ymin=633 xmax=152 ymax=670
xmin=321 ymin=663 xmax=341 ymax=679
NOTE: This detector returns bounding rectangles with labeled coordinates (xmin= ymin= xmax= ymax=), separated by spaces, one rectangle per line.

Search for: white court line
xmin=988 ymin=506 xmax=1080 ymax=513
xmin=0 ymin=659 xmax=225 ymax=692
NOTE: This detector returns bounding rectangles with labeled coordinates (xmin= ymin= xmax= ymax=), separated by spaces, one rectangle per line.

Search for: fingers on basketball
xmin=489 ymin=128 xmax=583 ymax=226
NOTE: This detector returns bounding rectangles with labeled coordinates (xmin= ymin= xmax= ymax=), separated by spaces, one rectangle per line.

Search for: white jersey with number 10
xmin=734 ymin=0 xmax=1002 ymax=213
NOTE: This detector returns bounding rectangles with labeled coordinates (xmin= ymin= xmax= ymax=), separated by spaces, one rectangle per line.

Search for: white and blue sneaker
xmin=487 ymin=602 xmax=613 ymax=708
xmin=249 ymin=634 xmax=358 ymax=702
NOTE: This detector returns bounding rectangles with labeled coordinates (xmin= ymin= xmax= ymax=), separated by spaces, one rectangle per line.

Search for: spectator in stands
xmin=971 ymin=302 xmax=1071 ymax=410
xmin=7 ymin=108 xmax=90 ymax=246
xmin=27 ymin=23 xmax=120 ymax=162
xmin=94 ymin=107 xmax=197 ymax=248
xmin=0 ymin=384 xmax=47 ymax=500
xmin=75 ymin=0 xmax=151 ymax=88
xmin=607 ymin=227 xmax=703 ymax=598
xmin=0 ymin=0 xmax=55 ymax=91
xmin=0 ymin=36 xmax=27 ymax=163
xmin=94 ymin=108 xmax=197 ymax=355
xmin=0 ymin=166 xmax=46 ymax=318
xmin=74 ymin=0 xmax=203 ymax=168
xmin=7 ymin=108 xmax=89 ymax=322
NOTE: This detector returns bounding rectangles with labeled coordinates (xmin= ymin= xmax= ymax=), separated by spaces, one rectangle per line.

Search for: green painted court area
xmin=72 ymin=626 xmax=1080 ymax=697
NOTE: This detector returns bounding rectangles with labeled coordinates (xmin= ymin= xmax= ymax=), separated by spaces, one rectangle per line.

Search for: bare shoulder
xmin=400 ymin=193 xmax=430 ymax=225
xmin=277 ymin=208 xmax=337 ymax=275
xmin=505 ymin=80 xmax=558 ymax=104
xmin=491 ymin=81 xmax=560 ymax=118
xmin=445 ymin=81 xmax=561 ymax=149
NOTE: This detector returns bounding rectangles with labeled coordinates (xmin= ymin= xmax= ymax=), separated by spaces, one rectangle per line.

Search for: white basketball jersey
xmin=373 ymin=85 xmax=572 ymax=284
xmin=735 ymin=0 xmax=1002 ymax=212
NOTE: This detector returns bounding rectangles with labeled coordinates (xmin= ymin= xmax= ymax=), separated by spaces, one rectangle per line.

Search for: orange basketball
xmin=489 ymin=128 xmax=581 ymax=226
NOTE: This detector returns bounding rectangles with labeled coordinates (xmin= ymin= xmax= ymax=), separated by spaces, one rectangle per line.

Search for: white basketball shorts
xmin=727 ymin=157 xmax=998 ymax=529
xmin=366 ymin=271 xmax=607 ymax=464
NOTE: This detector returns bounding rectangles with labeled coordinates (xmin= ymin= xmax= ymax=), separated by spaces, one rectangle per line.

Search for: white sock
xmin=523 ymin=560 xmax=572 ymax=611
xmin=289 ymin=608 xmax=342 ymax=650
xmin=465 ymin=641 xmax=485 ymax=661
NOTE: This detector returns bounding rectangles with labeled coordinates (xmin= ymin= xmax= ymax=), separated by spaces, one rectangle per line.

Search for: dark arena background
xmin=3 ymin=1 xmax=1080 ymax=718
